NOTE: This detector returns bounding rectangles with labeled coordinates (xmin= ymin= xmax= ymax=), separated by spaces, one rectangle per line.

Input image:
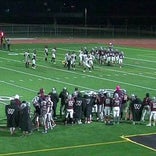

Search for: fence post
xmin=11 ymin=24 xmax=14 ymax=36
xmin=112 ymin=26 xmax=114 ymax=38
xmin=138 ymin=26 xmax=140 ymax=38
xmin=27 ymin=24 xmax=29 ymax=38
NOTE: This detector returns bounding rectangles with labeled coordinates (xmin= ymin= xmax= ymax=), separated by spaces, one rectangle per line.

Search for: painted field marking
xmin=1 ymin=49 xmax=156 ymax=91
xmin=0 ymin=140 xmax=127 ymax=156
xmin=1 ymin=50 xmax=156 ymax=77
xmin=1 ymin=53 xmax=156 ymax=81
xmin=0 ymin=80 xmax=37 ymax=93
xmin=0 ymin=61 xmax=156 ymax=91
xmin=121 ymin=132 xmax=156 ymax=152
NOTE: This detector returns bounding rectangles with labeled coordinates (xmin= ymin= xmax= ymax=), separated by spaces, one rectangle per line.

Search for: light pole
xmin=84 ymin=8 xmax=87 ymax=27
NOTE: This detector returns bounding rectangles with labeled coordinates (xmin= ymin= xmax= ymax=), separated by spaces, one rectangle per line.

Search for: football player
xmin=32 ymin=49 xmax=37 ymax=69
xmin=44 ymin=46 xmax=48 ymax=61
xmin=97 ymin=92 xmax=105 ymax=122
xmin=48 ymin=88 xmax=59 ymax=120
xmin=112 ymin=93 xmax=121 ymax=124
xmin=141 ymin=93 xmax=151 ymax=122
xmin=146 ymin=97 xmax=156 ymax=126
xmin=24 ymin=50 xmax=31 ymax=68
xmin=45 ymin=96 xmax=56 ymax=129
xmin=64 ymin=94 xmax=75 ymax=125
xmin=59 ymin=87 xmax=69 ymax=117
xmin=74 ymin=92 xmax=84 ymax=124
xmin=71 ymin=51 xmax=77 ymax=70
xmin=83 ymin=93 xmax=94 ymax=123
xmin=40 ymin=100 xmax=48 ymax=133
xmin=5 ymin=99 xmax=20 ymax=135
xmin=32 ymin=94 xmax=41 ymax=131
xmin=82 ymin=54 xmax=91 ymax=72
xmin=118 ymin=51 xmax=124 ymax=68
xmin=104 ymin=92 xmax=112 ymax=124
xmin=51 ymin=47 xmax=56 ymax=64
xmin=129 ymin=94 xmax=143 ymax=125
xmin=19 ymin=101 xmax=32 ymax=135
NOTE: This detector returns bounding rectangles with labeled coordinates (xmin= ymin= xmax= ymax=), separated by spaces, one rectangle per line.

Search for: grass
xmin=0 ymin=41 xmax=156 ymax=156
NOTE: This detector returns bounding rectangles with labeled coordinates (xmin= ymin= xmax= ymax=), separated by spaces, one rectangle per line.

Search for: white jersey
xmin=32 ymin=53 xmax=36 ymax=60
xmin=24 ymin=51 xmax=30 ymax=63
xmin=51 ymin=48 xmax=56 ymax=58
xmin=71 ymin=53 xmax=76 ymax=65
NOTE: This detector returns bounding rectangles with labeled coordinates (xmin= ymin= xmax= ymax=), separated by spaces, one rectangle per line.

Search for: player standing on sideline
xmin=104 ymin=92 xmax=112 ymax=124
xmin=51 ymin=47 xmax=56 ymax=64
xmin=146 ymin=97 xmax=156 ymax=126
xmin=129 ymin=94 xmax=143 ymax=125
xmin=59 ymin=87 xmax=69 ymax=117
xmin=141 ymin=93 xmax=151 ymax=122
xmin=44 ymin=45 xmax=49 ymax=61
xmin=112 ymin=93 xmax=121 ymax=124
xmin=32 ymin=94 xmax=41 ymax=131
xmin=48 ymin=88 xmax=59 ymax=120
xmin=74 ymin=92 xmax=84 ymax=124
xmin=64 ymin=94 xmax=75 ymax=125
xmin=19 ymin=101 xmax=32 ymax=135
xmin=5 ymin=99 xmax=20 ymax=135
xmin=96 ymin=92 xmax=104 ymax=122
xmin=45 ymin=95 xmax=56 ymax=130
xmin=83 ymin=93 xmax=94 ymax=123
xmin=40 ymin=100 xmax=48 ymax=133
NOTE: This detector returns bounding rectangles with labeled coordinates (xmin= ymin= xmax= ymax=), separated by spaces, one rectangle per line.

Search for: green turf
xmin=0 ymin=42 xmax=156 ymax=156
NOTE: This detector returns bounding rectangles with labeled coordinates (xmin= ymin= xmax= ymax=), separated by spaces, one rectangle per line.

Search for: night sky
xmin=0 ymin=0 xmax=156 ymax=25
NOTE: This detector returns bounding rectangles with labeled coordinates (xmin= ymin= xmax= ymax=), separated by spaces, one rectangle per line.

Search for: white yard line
xmin=0 ymin=47 xmax=156 ymax=91
xmin=0 ymin=80 xmax=37 ymax=93
xmin=0 ymin=64 xmax=156 ymax=91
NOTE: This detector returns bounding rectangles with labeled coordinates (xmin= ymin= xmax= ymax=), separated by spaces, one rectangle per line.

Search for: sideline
xmin=0 ymin=140 xmax=127 ymax=156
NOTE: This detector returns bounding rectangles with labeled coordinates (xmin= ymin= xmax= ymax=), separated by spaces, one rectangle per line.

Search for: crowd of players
xmin=63 ymin=43 xmax=124 ymax=72
xmin=23 ymin=43 xmax=124 ymax=71
xmin=5 ymin=85 xmax=156 ymax=136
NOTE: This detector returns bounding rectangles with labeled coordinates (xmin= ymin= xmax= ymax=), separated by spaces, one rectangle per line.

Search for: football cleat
xmin=146 ymin=123 xmax=151 ymax=127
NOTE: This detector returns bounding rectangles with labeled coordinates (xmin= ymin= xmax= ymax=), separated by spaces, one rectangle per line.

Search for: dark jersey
xmin=130 ymin=98 xmax=143 ymax=121
xmin=5 ymin=103 xmax=19 ymax=127
xmin=83 ymin=95 xmax=94 ymax=118
xmin=49 ymin=92 xmax=59 ymax=104
xmin=66 ymin=98 xmax=75 ymax=109
xmin=142 ymin=97 xmax=151 ymax=106
xmin=59 ymin=91 xmax=68 ymax=105
xmin=20 ymin=104 xmax=32 ymax=132
xmin=104 ymin=97 xmax=112 ymax=107
xmin=150 ymin=101 xmax=156 ymax=111
xmin=74 ymin=97 xmax=83 ymax=118
xmin=112 ymin=97 xmax=121 ymax=107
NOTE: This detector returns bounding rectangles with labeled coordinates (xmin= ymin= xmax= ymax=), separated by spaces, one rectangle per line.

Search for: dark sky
xmin=1 ymin=0 xmax=156 ymax=25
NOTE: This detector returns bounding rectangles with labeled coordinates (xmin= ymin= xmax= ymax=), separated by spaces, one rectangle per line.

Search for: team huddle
xmin=5 ymin=85 xmax=156 ymax=136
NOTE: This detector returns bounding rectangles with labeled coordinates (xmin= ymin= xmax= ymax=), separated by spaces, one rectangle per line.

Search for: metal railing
xmin=0 ymin=24 xmax=156 ymax=38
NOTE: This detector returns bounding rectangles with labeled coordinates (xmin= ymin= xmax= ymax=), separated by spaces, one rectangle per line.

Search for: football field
xmin=0 ymin=38 xmax=156 ymax=156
